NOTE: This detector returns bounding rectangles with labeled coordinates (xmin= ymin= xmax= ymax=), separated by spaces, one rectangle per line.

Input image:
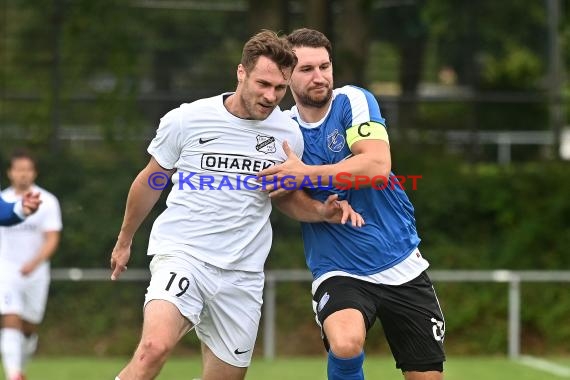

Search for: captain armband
xmin=346 ymin=121 xmax=389 ymax=148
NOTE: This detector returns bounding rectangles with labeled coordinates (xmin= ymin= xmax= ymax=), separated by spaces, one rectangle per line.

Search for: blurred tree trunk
xmin=396 ymin=1 xmax=428 ymax=136
xmin=306 ymin=0 xmax=331 ymax=34
xmin=50 ymin=0 xmax=63 ymax=152
xmin=334 ymin=0 xmax=370 ymax=86
xmin=149 ymin=39 xmax=178 ymax=133
xmin=397 ymin=26 xmax=427 ymax=135
xmin=248 ymin=0 xmax=289 ymax=33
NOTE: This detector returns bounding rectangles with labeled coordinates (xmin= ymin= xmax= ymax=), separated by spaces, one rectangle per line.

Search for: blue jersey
xmin=289 ymin=85 xmax=420 ymax=279
xmin=0 ymin=197 xmax=21 ymax=226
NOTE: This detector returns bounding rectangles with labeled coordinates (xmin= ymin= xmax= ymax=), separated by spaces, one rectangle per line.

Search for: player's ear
xmin=237 ymin=64 xmax=246 ymax=83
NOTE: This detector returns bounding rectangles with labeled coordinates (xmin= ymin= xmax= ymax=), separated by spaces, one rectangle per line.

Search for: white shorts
xmin=145 ymin=254 xmax=264 ymax=367
xmin=0 ymin=264 xmax=50 ymax=324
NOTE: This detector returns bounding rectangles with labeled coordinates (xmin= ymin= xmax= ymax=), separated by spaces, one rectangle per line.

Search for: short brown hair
xmin=9 ymin=148 xmax=37 ymax=170
xmin=287 ymin=28 xmax=333 ymax=61
xmin=241 ymin=29 xmax=297 ymax=74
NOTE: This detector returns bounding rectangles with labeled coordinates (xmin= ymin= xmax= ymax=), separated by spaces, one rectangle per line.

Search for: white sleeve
xmin=294 ymin=128 xmax=304 ymax=160
xmin=147 ymin=108 xmax=184 ymax=170
xmin=288 ymin=119 xmax=304 ymax=160
xmin=12 ymin=200 xmax=26 ymax=220
xmin=40 ymin=195 xmax=63 ymax=232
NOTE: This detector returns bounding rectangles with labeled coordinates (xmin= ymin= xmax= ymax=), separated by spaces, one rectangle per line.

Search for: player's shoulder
xmin=0 ymin=186 xmax=13 ymax=197
xmin=334 ymin=85 xmax=376 ymax=103
xmin=178 ymin=95 xmax=223 ymax=117
xmin=182 ymin=93 xmax=221 ymax=111
xmin=157 ymin=95 xmax=223 ymax=136
xmin=33 ymin=186 xmax=60 ymax=206
xmin=269 ymin=106 xmax=298 ymax=127
xmin=332 ymin=85 xmax=382 ymax=120
xmin=266 ymin=106 xmax=302 ymax=143
xmin=282 ymin=107 xmax=295 ymax=119
xmin=164 ymin=94 xmax=222 ymax=119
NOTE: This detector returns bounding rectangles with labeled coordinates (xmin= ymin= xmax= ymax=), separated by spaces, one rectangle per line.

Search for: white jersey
xmin=147 ymin=93 xmax=303 ymax=272
xmin=0 ymin=185 xmax=63 ymax=273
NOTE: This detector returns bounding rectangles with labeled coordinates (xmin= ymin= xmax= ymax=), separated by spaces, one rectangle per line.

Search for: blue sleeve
xmin=337 ymin=86 xmax=385 ymax=134
xmin=0 ymin=196 xmax=23 ymax=226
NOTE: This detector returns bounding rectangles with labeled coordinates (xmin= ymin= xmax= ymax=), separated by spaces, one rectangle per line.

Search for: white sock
xmin=1 ymin=328 xmax=24 ymax=379
xmin=115 ymin=377 xmax=121 ymax=380
xmin=22 ymin=333 xmax=38 ymax=368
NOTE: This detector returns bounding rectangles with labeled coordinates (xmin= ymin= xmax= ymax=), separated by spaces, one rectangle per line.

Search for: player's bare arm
xmin=258 ymin=140 xmax=391 ymax=195
xmin=21 ymin=230 xmax=60 ymax=276
xmin=110 ymin=157 xmax=175 ymax=280
xmin=273 ymin=190 xmax=364 ymax=227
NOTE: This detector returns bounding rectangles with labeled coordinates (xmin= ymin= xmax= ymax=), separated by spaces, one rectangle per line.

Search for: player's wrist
xmin=306 ymin=165 xmax=321 ymax=183
xmin=13 ymin=200 xmax=27 ymax=219
xmin=317 ymin=202 xmax=337 ymax=223
xmin=116 ymin=234 xmax=133 ymax=248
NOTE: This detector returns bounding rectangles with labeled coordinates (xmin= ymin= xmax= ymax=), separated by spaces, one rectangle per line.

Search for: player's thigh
xmin=377 ymin=271 xmax=445 ymax=371
xmin=196 ymin=269 xmax=264 ymax=369
xmin=1 ymin=314 xmax=23 ymax=329
xmin=323 ymin=309 xmax=366 ymax=342
xmin=0 ymin=273 xmax=24 ymax=321
xmin=144 ymin=254 xmax=206 ymax=328
xmin=22 ymin=275 xmax=50 ymax=324
xmin=313 ymin=276 xmax=376 ymax=351
xmin=201 ymin=342 xmax=247 ymax=380
xmin=138 ymin=299 xmax=191 ymax=353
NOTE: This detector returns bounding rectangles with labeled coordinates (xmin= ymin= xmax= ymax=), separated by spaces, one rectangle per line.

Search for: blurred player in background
xmin=258 ymin=28 xmax=446 ymax=380
xmin=0 ymin=149 xmax=62 ymax=380
xmin=109 ymin=30 xmax=362 ymax=380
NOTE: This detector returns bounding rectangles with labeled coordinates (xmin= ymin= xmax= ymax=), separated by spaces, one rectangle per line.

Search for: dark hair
xmin=10 ymin=148 xmax=37 ymax=169
xmin=241 ymin=29 xmax=297 ymax=74
xmin=286 ymin=28 xmax=333 ymax=61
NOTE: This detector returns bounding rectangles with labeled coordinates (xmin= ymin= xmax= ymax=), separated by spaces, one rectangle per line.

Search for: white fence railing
xmin=51 ymin=269 xmax=570 ymax=360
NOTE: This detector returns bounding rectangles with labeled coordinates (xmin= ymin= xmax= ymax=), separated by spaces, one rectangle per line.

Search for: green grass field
xmin=18 ymin=356 xmax=570 ymax=380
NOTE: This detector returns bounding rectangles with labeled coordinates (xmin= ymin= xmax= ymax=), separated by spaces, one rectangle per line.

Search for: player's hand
xmin=319 ymin=194 xmax=364 ymax=227
xmin=257 ymin=141 xmax=309 ymax=197
xmin=110 ymin=239 xmax=131 ymax=281
xmin=20 ymin=260 xmax=40 ymax=276
xmin=21 ymin=192 xmax=41 ymax=216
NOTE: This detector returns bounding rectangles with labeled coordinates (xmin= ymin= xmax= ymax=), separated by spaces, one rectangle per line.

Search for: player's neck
xmin=224 ymin=93 xmax=248 ymax=119
xmin=296 ymin=102 xmax=330 ymax=124
xmin=13 ymin=185 xmax=33 ymax=196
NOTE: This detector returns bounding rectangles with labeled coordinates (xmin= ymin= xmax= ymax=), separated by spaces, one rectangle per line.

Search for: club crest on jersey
xmin=317 ymin=292 xmax=330 ymax=312
xmin=256 ymin=135 xmax=276 ymax=154
xmin=327 ymin=129 xmax=345 ymax=152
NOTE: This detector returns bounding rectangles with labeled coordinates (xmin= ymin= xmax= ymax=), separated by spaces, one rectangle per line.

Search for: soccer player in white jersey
xmin=109 ymin=30 xmax=363 ymax=380
xmin=0 ymin=150 xmax=62 ymax=380
xmin=259 ymin=28 xmax=446 ymax=380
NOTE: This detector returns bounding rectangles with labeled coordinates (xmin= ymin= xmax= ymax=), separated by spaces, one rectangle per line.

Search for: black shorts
xmin=313 ymin=271 xmax=446 ymax=372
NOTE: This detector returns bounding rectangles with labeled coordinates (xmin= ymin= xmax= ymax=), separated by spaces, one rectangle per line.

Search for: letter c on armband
xmin=358 ymin=122 xmax=371 ymax=137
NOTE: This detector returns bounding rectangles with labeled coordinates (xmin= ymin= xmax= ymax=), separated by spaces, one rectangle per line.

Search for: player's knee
xmin=328 ymin=336 xmax=364 ymax=358
xmin=137 ymin=339 xmax=173 ymax=366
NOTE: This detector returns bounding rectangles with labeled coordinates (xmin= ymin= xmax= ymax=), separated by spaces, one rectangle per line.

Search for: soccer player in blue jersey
xmin=0 ymin=193 xmax=40 ymax=226
xmin=259 ymin=28 xmax=446 ymax=380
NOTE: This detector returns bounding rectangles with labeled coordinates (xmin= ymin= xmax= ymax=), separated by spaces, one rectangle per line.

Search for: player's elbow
xmin=367 ymin=155 xmax=391 ymax=186
xmin=375 ymin=159 xmax=391 ymax=180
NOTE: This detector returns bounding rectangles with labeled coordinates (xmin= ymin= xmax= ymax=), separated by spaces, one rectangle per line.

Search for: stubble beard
xmin=297 ymin=87 xmax=333 ymax=109
xmin=239 ymin=90 xmax=272 ymax=121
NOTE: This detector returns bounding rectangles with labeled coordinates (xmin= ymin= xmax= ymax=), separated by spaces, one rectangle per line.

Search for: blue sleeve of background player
xmin=0 ymin=197 xmax=23 ymax=226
